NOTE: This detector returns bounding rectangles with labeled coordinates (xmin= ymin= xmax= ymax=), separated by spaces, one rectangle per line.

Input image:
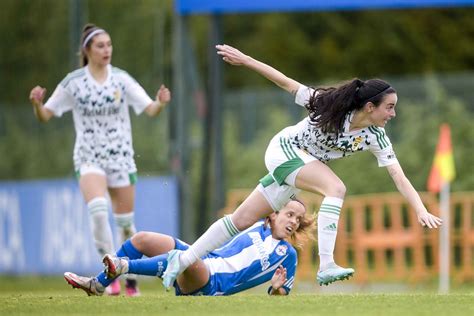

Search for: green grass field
xmin=1 ymin=276 xmax=473 ymax=316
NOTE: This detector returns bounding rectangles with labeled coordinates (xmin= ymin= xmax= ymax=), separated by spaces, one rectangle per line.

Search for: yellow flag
xmin=427 ymin=124 xmax=455 ymax=193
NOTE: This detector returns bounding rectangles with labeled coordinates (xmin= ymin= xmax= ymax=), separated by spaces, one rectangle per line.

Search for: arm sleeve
xmin=121 ymin=72 xmax=153 ymax=115
xmin=367 ymin=126 xmax=399 ymax=167
xmin=295 ymin=85 xmax=316 ymax=108
xmin=281 ymin=246 xmax=298 ymax=294
xmin=43 ymin=84 xmax=75 ymax=117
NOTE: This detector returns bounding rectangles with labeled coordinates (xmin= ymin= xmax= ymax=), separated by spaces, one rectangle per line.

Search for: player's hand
xmin=271 ymin=265 xmax=287 ymax=290
xmin=157 ymin=84 xmax=171 ymax=105
xmin=30 ymin=86 xmax=46 ymax=106
xmin=216 ymin=44 xmax=250 ymax=66
xmin=417 ymin=210 xmax=442 ymax=228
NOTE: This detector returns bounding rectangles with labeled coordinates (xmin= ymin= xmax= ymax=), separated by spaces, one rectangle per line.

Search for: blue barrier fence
xmin=0 ymin=176 xmax=179 ymax=275
xmin=176 ymin=0 xmax=474 ymax=14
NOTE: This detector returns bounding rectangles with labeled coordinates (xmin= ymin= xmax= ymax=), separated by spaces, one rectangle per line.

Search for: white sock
xmin=318 ymin=196 xmax=344 ymax=270
xmin=88 ymin=197 xmax=114 ymax=257
xmin=114 ymin=212 xmax=137 ymax=244
xmin=179 ymin=215 xmax=240 ymax=267
xmin=114 ymin=212 xmax=137 ymax=280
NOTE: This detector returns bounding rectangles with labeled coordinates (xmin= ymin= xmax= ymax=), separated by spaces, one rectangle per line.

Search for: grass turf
xmin=0 ymin=276 xmax=473 ymax=316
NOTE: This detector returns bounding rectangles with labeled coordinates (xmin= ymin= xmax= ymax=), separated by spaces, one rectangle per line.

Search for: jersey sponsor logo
xmin=248 ymin=232 xmax=270 ymax=271
xmin=275 ymin=245 xmax=287 ymax=256
xmin=352 ymin=136 xmax=363 ymax=151
xmin=80 ymin=106 xmax=121 ymax=117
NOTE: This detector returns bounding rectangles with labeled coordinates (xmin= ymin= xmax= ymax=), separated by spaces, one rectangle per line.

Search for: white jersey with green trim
xmin=282 ymin=85 xmax=398 ymax=166
xmin=44 ymin=65 xmax=153 ymax=171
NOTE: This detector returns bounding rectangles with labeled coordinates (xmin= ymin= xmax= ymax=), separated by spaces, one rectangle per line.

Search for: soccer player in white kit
xmin=29 ymin=24 xmax=171 ymax=296
xmin=64 ymin=199 xmax=315 ymax=296
xmin=161 ymin=44 xmax=442 ymax=288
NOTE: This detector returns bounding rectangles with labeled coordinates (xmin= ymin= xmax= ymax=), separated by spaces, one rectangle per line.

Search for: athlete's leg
xmin=102 ymin=232 xmax=176 ymax=280
xmin=263 ymin=133 xmax=349 ymax=276
xmin=79 ymin=171 xmax=114 ymax=258
xmin=293 ymin=160 xmax=354 ymax=284
xmin=109 ymin=186 xmax=136 ymax=240
xmin=176 ymin=261 xmax=210 ymax=294
xmin=294 ymin=160 xmax=346 ymax=268
xmin=108 ymin=184 xmax=139 ymax=296
xmin=79 ymin=168 xmax=120 ymax=295
xmin=95 ymin=233 xmax=145 ymax=293
xmin=294 ymin=160 xmax=346 ymax=198
xmin=71 ymin=232 xmax=173 ymax=296
xmin=107 ymin=169 xmax=138 ymax=246
xmin=130 ymin=231 xmax=176 ymax=256
xmin=102 ymin=231 xmax=208 ymax=293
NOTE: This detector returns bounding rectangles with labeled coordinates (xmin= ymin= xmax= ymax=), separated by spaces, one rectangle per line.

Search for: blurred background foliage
xmin=0 ymin=0 xmax=473 ymax=197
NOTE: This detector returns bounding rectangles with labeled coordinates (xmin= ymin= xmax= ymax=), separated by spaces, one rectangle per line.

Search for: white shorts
xmin=257 ymin=179 xmax=300 ymax=212
xmin=264 ymin=128 xmax=316 ymax=186
xmin=76 ymin=164 xmax=138 ymax=188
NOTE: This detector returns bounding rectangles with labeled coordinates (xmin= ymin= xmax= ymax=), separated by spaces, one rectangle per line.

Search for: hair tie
xmin=82 ymin=29 xmax=106 ymax=48
xmin=355 ymin=80 xmax=364 ymax=95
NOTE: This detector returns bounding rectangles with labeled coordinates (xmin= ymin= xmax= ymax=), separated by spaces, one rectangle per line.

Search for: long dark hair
xmin=306 ymin=78 xmax=396 ymax=134
xmin=79 ymin=23 xmax=107 ymax=67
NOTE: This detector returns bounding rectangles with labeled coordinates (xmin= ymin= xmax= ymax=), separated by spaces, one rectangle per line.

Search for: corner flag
xmin=428 ymin=124 xmax=455 ymax=294
xmin=427 ymin=124 xmax=455 ymax=193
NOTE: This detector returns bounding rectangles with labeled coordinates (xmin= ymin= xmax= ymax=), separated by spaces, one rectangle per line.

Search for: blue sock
xmin=128 ymin=253 xmax=168 ymax=277
xmin=96 ymin=239 xmax=144 ymax=287
xmin=116 ymin=239 xmax=144 ymax=260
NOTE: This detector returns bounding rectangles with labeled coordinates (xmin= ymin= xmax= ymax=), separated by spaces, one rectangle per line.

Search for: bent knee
xmin=327 ymin=180 xmax=346 ymax=198
xmin=130 ymin=231 xmax=152 ymax=249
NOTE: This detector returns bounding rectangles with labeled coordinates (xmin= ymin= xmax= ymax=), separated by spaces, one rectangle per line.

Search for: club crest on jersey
xmin=114 ymin=90 xmax=121 ymax=103
xmin=352 ymin=136 xmax=363 ymax=150
xmin=276 ymin=245 xmax=287 ymax=256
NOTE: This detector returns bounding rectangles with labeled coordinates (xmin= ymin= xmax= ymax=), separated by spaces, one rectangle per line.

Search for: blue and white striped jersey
xmin=202 ymin=221 xmax=297 ymax=296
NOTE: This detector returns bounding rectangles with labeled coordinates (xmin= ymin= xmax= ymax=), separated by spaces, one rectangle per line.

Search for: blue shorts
xmin=172 ymin=238 xmax=215 ymax=296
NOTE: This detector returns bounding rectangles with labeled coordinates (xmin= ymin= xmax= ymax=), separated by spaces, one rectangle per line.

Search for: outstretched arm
xmin=216 ymin=44 xmax=301 ymax=95
xmin=386 ymin=163 xmax=442 ymax=228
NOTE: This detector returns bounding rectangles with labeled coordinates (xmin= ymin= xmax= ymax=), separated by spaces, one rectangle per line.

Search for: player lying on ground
xmin=65 ymin=199 xmax=315 ymax=296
